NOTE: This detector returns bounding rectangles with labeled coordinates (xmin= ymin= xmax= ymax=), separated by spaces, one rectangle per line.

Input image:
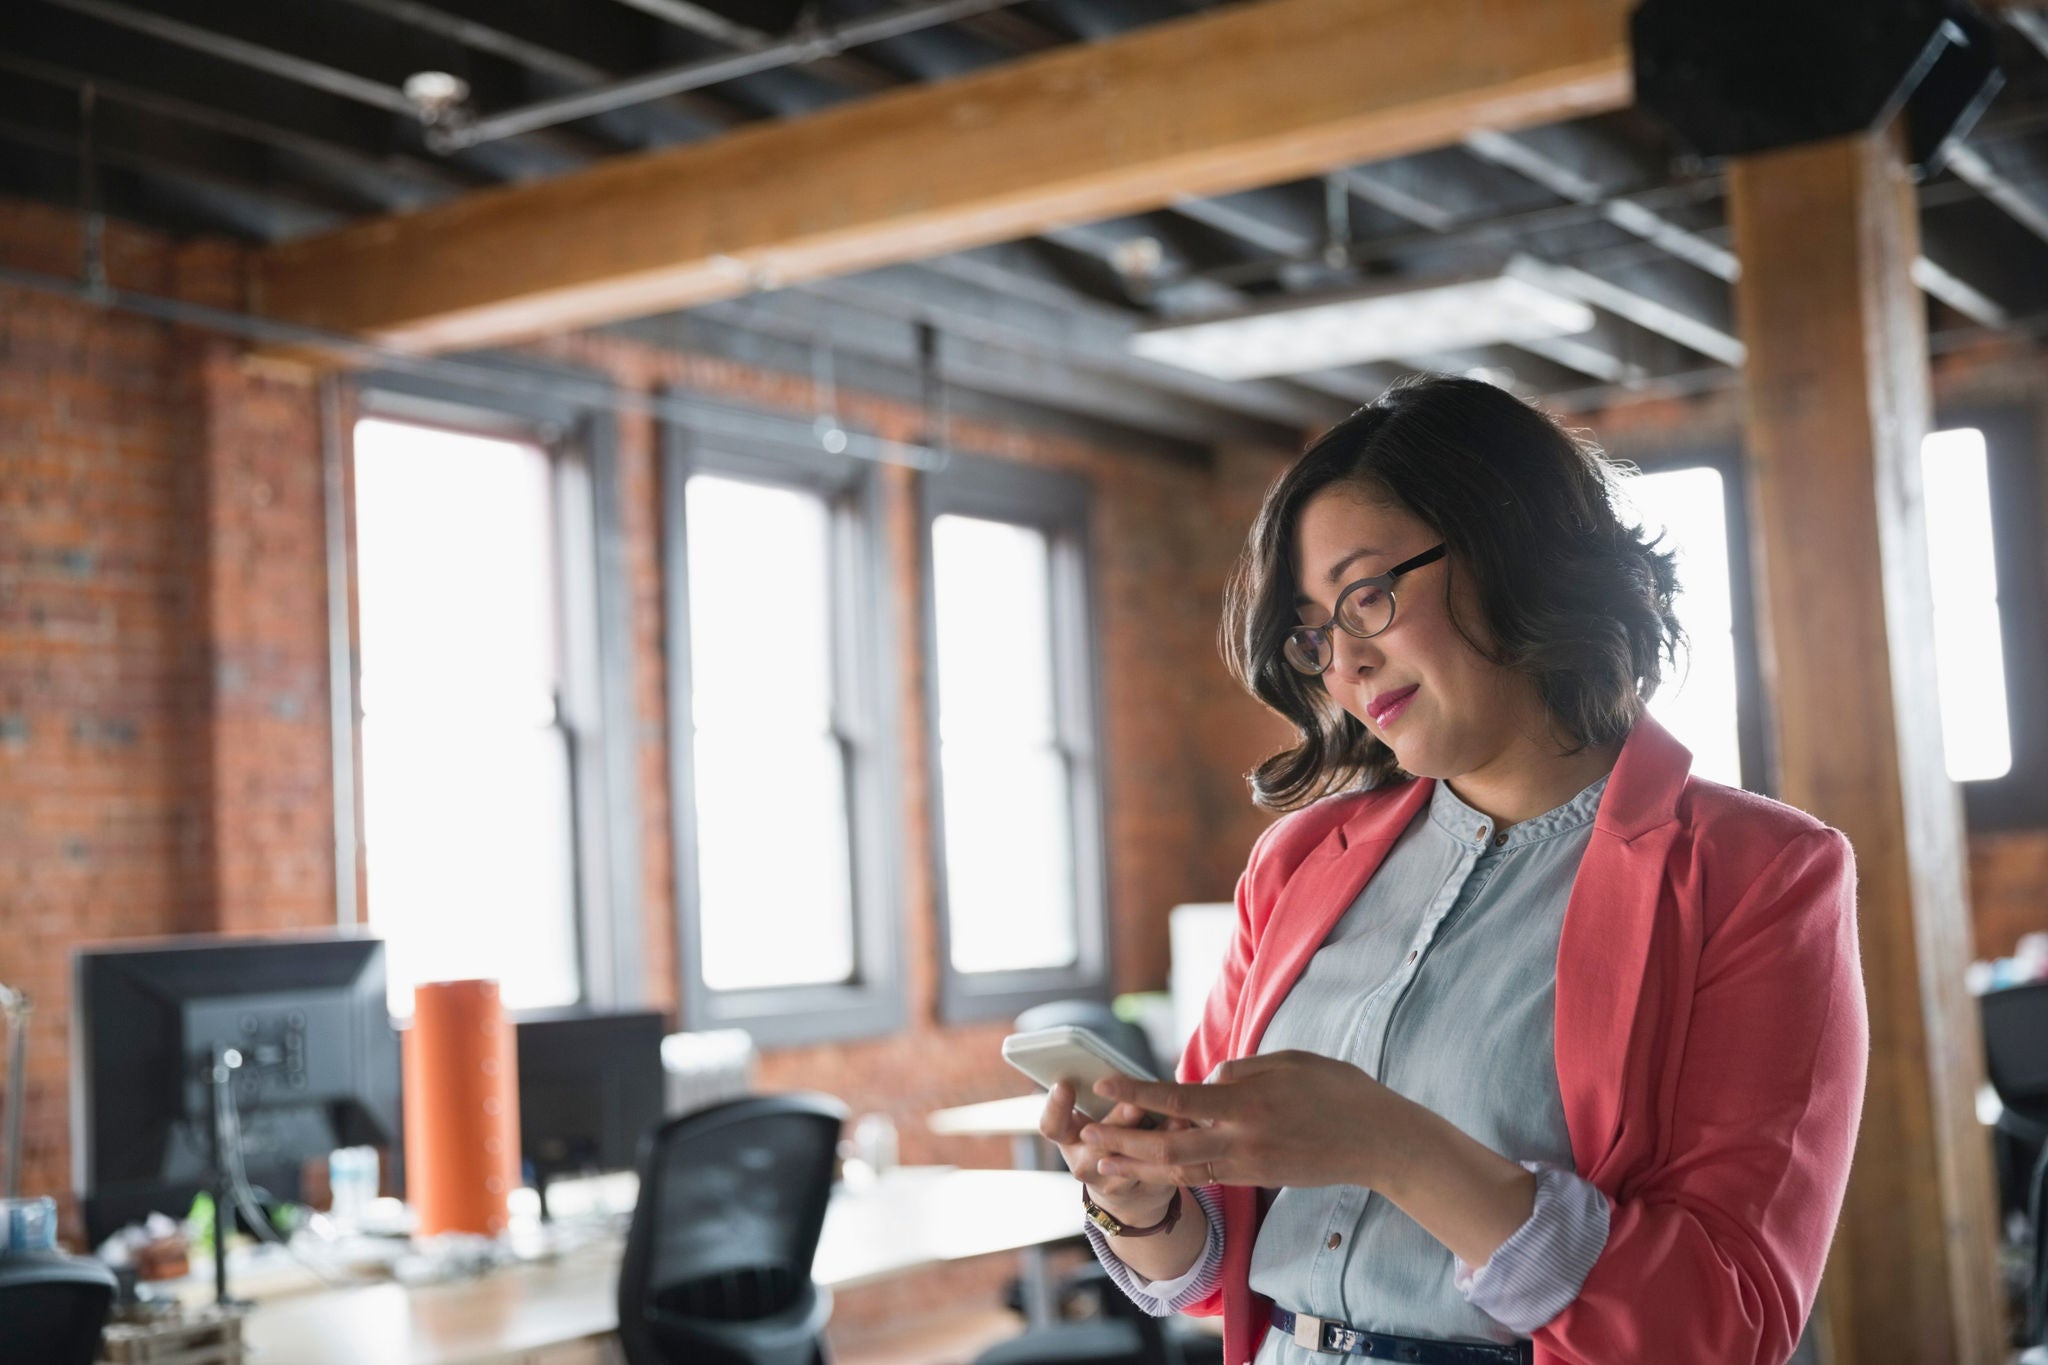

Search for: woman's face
xmin=1292 ymin=484 xmax=1542 ymax=784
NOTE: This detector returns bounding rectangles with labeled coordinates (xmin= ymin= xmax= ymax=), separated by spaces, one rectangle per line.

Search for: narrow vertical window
xmin=663 ymin=412 xmax=901 ymax=1046
xmin=931 ymin=515 xmax=1079 ymax=974
xmin=353 ymin=418 xmax=580 ymax=1014
xmin=1626 ymin=465 xmax=1744 ymax=788
xmin=923 ymin=454 xmax=1105 ymax=1022
xmin=683 ymin=475 xmax=856 ymax=991
xmin=1922 ymin=427 xmax=2013 ymax=782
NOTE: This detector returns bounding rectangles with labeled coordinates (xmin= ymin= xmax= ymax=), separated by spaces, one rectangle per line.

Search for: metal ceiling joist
xmin=439 ymin=0 xmax=1020 ymax=149
xmin=1943 ymin=140 xmax=2048 ymax=245
xmin=1466 ymin=124 xmax=2013 ymax=327
xmin=808 ymin=263 xmax=1349 ymax=427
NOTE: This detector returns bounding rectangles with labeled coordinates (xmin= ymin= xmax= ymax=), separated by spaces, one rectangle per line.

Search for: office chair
xmin=0 ymin=1249 xmax=118 ymax=1365
xmin=1981 ymin=980 xmax=2048 ymax=1348
xmin=616 ymin=1093 xmax=847 ymax=1365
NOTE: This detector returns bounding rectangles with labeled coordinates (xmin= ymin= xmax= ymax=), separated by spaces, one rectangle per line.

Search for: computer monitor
xmin=72 ymin=934 xmax=402 ymax=1247
xmin=514 ymin=1007 xmax=666 ymax=1212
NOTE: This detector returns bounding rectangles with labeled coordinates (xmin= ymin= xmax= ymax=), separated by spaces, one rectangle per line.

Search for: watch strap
xmin=1082 ymin=1184 xmax=1181 ymax=1238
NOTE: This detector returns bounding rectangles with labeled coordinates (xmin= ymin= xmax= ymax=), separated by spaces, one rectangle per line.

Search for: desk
xmin=925 ymin=1093 xmax=1045 ymax=1143
xmin=240 ymin=1168 xmax=1080 ymax=1365
xmin=928 ymin=1093 xmax=1065 ymax=1327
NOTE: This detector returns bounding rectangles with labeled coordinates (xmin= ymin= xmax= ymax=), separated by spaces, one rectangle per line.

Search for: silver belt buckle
xmin=1292 ymin=1312 xmax=1328 ymax=1351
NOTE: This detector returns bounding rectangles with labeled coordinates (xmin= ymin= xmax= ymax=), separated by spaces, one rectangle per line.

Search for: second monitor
xmin=514 ymin=1007 xmax=667 ymax=1214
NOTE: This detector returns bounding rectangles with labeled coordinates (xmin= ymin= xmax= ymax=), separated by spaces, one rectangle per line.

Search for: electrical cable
xmin=212 ymin=1074 xmax=360 ymax=1289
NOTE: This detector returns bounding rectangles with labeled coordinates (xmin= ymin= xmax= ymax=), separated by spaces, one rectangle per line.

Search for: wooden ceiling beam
xmin=253 ymin=0 xmax=1634 ymax=352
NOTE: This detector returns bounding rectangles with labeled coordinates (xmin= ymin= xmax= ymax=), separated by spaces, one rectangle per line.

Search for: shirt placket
xmin=1308 ymin=834 xmax=1485 ymax=1322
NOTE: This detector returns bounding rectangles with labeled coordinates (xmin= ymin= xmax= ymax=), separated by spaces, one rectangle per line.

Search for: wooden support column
xmin=1729 ymin=128 xmax=2003 ymax=1364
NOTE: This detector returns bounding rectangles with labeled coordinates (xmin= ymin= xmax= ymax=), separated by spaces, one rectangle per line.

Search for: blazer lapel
xmin=1231 ymin=778 xmax=1434 ymax=1059
xmin=1554 ymin=715 xmax=1692 ymax=1180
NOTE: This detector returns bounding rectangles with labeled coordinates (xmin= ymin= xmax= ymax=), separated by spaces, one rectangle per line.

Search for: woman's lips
xmin=1367 ymin=685 xmax=1419 ymax=729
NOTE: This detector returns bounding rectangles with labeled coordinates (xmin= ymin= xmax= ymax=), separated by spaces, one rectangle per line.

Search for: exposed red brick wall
xmin=191 ymin=344 xmax=334 ymax=936
xmin=1970 ymin=832 xmax=2048 ymax=960
xmin=0 ymin=202 xmax=316 ymax=1224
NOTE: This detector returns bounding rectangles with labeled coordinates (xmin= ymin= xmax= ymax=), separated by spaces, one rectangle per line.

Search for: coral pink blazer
xmin=1178 ymin=715 xmax=1867 ymax=1365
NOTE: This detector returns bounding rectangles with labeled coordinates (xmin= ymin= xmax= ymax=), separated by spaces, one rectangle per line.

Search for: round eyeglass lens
xmin=1336 ymin=583 xmax=1393 ymax=638
xmin=1283 ymin=629 xmax=1332 ymax=675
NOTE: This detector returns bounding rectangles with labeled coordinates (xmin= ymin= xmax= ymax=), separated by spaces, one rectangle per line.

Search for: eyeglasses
xmin=1283 ymin=544 xmax=1447 ymax=676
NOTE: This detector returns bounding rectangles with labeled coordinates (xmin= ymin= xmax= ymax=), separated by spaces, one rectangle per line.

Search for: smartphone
xmin=1002 ymin=1024 xmax=1160 ymax=1126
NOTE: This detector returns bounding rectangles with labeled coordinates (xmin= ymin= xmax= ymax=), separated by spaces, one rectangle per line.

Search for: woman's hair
xmin=1221 ymin=374 xmax=1684 ymax=811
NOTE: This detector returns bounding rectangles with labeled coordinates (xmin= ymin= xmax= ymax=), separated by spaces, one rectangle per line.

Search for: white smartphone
xmin=1002 ymin=1024 xmax=1161 ymax=1126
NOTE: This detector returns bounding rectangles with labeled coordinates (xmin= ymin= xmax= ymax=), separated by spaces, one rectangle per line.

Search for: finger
xmin=1082 ymin=1122 xmax=1224 ymax=1169
xmin=1094 ymin=1076 xmax=1231 ymax=1123
xmin=1205 ymin=1051 xmax=1309 ymax=1086
xmin=1091 ymin=1134 xmax=1229 ymax=1188
xmin=1039 ymin=1082 xmax=1081 ymax=1143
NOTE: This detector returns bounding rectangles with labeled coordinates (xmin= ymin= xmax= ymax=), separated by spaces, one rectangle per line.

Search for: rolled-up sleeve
xmin=1081 ymin=1183 xmax=1226 ymax=1316
xmin=1452 ymin=1161 xmax=1610 ymax=1333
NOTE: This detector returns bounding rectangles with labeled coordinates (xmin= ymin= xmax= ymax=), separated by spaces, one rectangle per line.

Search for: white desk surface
xmin=239 ymin=1167 xmax=1081 ymax=1365
xmin=925 ymin=1093 xmax=1047 ymax=1138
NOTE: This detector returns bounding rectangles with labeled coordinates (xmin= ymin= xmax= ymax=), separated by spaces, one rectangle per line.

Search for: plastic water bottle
xmin=329 ymin=1146 xmax=380 ymax=1228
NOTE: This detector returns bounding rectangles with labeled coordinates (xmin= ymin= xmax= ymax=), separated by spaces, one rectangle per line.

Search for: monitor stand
xmin=207 ymin=1046 xmax=250 ymax=1309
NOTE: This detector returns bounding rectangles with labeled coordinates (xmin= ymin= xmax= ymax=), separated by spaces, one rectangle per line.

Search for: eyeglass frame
xmin=1285 ymin=543 xmax=1448 ymax=675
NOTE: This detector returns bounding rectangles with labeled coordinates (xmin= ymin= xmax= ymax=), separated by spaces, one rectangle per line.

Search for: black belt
xmin=1270 ymin=1307 xmax=1534 ymax=1363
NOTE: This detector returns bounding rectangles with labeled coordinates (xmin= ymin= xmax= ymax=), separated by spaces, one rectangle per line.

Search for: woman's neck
xmin=1444 ymin=734 xmax=1623 ymax=829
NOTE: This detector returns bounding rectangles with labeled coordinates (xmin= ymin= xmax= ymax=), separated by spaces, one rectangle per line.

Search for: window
xmin=350 ymin=371 xmax=639 ymax=1017
xmin=1925 ymin=409 xmax=2048 ymax=829
xmin=923 ymin=455 xmax=1107 ymax=1022
xmin=1606 ymin=444 xmax=1770 ymax=794
xmin=1625 ymin=465 xmax=1745 ymax=788
xmin=664 ymin=407 xmax=902 ymax=1045
xmin=1922 ymin=427 xmax=2012 ymax=783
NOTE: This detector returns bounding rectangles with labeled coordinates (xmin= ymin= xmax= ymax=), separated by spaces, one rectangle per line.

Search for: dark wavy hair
xmin=1221 ymin=374 xmax=1684 ymax=811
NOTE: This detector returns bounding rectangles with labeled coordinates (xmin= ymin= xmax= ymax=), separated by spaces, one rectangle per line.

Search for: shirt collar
xmin=1427 ymin=770 xmax=1610 ymax=852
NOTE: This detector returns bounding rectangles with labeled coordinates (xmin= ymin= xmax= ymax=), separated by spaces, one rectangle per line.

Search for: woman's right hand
xmin=1040 ymin=1080 xmax=1190 ymax=1222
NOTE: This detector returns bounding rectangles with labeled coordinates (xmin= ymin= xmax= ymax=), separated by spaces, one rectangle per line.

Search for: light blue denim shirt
xmin=1085 ymin=775 xmax=1611 ymax=1355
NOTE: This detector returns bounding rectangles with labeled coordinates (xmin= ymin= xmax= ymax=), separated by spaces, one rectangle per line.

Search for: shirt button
xmin=1327 ymin=1231 xmax=1343 ymax=1249
xmin=1495 ymin=832 xmax=1508 ymax=847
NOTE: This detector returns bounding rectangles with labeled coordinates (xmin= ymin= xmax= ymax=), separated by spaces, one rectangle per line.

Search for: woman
xmin=1038 ymin=376 xmax=1867 ymax=1365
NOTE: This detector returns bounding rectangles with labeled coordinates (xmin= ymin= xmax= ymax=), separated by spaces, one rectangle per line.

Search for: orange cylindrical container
xmin=402 ymin=979 xmax=521 ymax=1238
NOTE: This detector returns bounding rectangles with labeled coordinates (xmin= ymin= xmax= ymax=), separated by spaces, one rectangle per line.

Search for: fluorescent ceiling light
xmin=1128 ymin=256 xmax=1597 ymax=381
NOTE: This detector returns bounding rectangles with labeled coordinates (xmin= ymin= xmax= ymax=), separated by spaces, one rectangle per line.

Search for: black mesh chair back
xmin=0 ymin=1251 xmax=117 ymax=1365
xmin=616 ymin=1092 xmax=847 ymax=1365
xmin=1013 ymin=1001 xmax=1160 ymax=1078
xmin=1984 ymin=981 xmax=2048 ymax=1131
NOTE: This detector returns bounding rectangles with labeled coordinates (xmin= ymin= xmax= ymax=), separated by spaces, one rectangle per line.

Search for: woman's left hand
xmin=1084 ymin=1050 xmax=1424 ymax=1191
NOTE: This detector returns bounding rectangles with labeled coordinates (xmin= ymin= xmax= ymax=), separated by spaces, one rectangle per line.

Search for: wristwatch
xmin=1082 ymin=1185 xmax=1182 ymax=1238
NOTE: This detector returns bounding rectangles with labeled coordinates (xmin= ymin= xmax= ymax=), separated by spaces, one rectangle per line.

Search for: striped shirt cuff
xmin=1081 ymin=1183 xmax=1226 ymax=1317
xmin=1452 ymin=1160 xmax=1610 ymax=1334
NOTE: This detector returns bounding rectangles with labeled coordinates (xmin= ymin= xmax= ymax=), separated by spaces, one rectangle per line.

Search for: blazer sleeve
xmin=1167 ymin=814 xmax=1285 ymax=1320
xmin=1537 ymin=827 xmax=1868 ymax=1365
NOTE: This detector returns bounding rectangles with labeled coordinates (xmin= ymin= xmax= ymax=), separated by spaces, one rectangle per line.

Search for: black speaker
xmin=1632 ymin=0 xmax=2004 ymax=175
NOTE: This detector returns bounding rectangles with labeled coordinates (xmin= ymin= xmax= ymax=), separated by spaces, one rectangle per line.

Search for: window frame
xmin=348 ymin=363 xmax=645 ymax=1012
xmin=660 ymin=403 xmax=905 ymax=1047
xmin=920 ymin=453 xmax=1112 ymax=1025
xmin=1931 ymin=404 xmax=2048 ymax=829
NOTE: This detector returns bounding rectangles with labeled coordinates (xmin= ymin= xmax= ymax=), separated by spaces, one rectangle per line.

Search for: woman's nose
xmin=1329 ymin=629 xmax=1381 ymax=676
